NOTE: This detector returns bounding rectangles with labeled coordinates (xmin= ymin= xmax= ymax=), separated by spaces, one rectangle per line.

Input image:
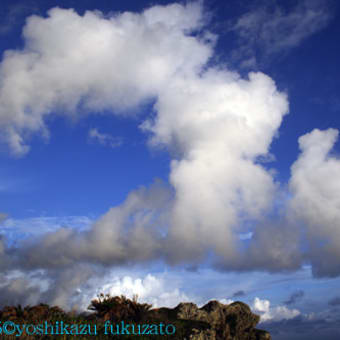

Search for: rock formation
xmin=150 ymin=300 xmax=271 ymax=340
xmin=0 ymin=297 xmax=271 ymax=339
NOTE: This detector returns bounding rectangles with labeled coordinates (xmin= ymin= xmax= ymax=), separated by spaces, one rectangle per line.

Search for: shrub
xmin=88 ymin=293 xmax=152 ymax=322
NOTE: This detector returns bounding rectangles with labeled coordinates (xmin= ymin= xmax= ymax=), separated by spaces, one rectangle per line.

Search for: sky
xmin=0 ymin=0 xmax=339 ymax=338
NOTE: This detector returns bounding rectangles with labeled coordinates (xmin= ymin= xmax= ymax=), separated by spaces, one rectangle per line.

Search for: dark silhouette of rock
xmin=0 ymin=303 xmax=66 ymax=321
xmin=0 ymin=296 xmax=271 ymax=339
xmin=150 ymin=300 xmax=271 ymax=340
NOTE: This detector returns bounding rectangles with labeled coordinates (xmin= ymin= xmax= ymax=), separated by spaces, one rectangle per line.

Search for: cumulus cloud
xmin=0 ymin=235 xmax=10 ymax=270
xmin=15 ymin=179 xmax=173 ymax=269
xmin=230 ymin=0 xmax=332 ymax=67
xmin=0 ymin=1 xmax=291 ymax=273
xmin=0 ymin=272 xmax=44 ymax=307
xmin=228 ymin=217 xmax=303 ymax=272
xmin=11 ymin=70 xmax=289 ymax=271
xmin=90 ymin=273 xmax=190 ymax=309
xmin=88 ymin=128 xmax=122 ymax=148
xmin=0 ymin=2 xmax=210 ymax=156
xmin=252 ymin=297 xmax=300 ymax=323
xmin=288 ymin=128 xmax=340 ymax=277
xmin=0 ymin=269 xmax=191 ymax=311
xmin=145 ymin=70 xmax=288 ymax=263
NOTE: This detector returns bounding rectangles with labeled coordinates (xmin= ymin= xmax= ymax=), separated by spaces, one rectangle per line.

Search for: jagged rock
xmin=188 ymin=327 xmax=216 ymax=340
xmin=174 ymin=300 xmax=271 ymax=340
xmin=0 ymin=297 xmax=271 ymax=340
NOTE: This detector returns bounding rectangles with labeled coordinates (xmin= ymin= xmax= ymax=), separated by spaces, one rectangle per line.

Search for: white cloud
xmin=88 ymin=128 xmax=122 ymax=148
xmin=0 ymin=268 xmax=192 ymax=311
xmin=90 ymin=273 xmax=189 ymax=309
xmin=1 ymin=2 xmax=291 ymax=273
xmin=0 ymin=0 xmax=297 ymax=277
xmin=252 ymin=297 xmax=300 ymax=323
xmin=144 ymin=69 xmax=288 ymax=263
xmin=0 ymin=1 xmax=339 ymax=311
xmin=288 ymin=128 xmax=340 ymax=277
xmin=0 ymin=2 xmax=210 ymax=156
xmin=218 ymin=298 xmax=234 ymax=305
xmin=16 ymin=67 xmax=291 ymax=266
xmin=15 ymin=180 xmax=173 ymax=268
xmin=0 ymin=269 xmax=49 ymax=307
xmin=0 ymin=215 xmax=94 ymax=249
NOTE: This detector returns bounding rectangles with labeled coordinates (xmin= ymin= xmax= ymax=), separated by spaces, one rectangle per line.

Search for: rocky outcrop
xmin=0 ymin=297 xmax=271 ymax=339
xmin=150 ymin=300 xmax=271 ymax=340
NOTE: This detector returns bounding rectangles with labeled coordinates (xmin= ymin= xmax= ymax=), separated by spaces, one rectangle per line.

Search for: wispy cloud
xmin=88 ymin=128 xmax=122 ymax=148
xmin=0 ymin=213 xmax=8 ymax=223
xmin=0 ymin=215 xmax=94 ymax=245
xmin=230 ymin=0 xmax=333 ymax=67
xmin=284 ymin=290 xmax=304 ymax=305
xmin=0 ymin=1 xmax=38 ymax=35
xmin=233 ymin=290 xmax=246 ymax=298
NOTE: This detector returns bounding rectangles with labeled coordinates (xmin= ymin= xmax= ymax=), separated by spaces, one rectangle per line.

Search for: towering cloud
xmin=146 ymin=70 xmax=288 ymax=263
xmin=288 ymin=128 xmax=340 ymax=277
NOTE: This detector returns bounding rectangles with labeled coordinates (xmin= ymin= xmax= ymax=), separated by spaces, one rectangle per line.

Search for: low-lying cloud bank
xmin=0 ymin=1 xmax=339 ymax=308
xmin=252 ymin=297 xmax=300 ymax=322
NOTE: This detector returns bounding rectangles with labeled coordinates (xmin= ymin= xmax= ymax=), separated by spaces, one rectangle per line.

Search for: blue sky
xmin=0 ymin=0 xmax=340 ymax=339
